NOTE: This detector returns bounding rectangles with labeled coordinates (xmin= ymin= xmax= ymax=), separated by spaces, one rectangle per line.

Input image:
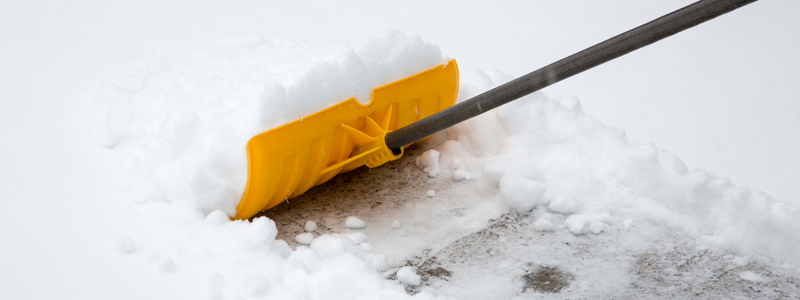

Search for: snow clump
xmin=397 ymin=266 xmax=422 ymax=286
xmin=498 ymin=173 xmax=548 ymax=214
xmin=415 ymin=149 xmax=441 ymax=177
xmin=565 ymin=213 xmax=613 ymax=235
xmin=533 ymin=218 xmax=556 ymax=231
xmin=115 ymin=235 xmax=136 ymax=253
xmin=345 ymin=216 xmax=366 ymax=229
xmin=427 ymin=190 xmax=435 ymax=197
xmin=295 ymin=233 xmax=314 ymax=245
xmin=304 ymin=220 xmax=317 ymax=232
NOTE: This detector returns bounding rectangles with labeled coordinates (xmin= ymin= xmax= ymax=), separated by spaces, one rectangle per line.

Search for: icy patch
xmin=345 ymin=216 xmax=366 ymax=229
xmin=415 ymin=149 xmax=441 ymax=177
xmin=739 ymin=271 xmax=767 ymax=283
xmin=397 ymin=266 xmax=421 ymax=286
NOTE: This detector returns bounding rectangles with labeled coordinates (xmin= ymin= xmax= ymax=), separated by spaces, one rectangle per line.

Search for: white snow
xmin=533 ymin=218 xmax=556 ymax=232
xmin=397 ymin=266 xmax=422 ymax=286
xmin=415 ymin=149 xmax=441 ymax=177
xmin=304 ymin=220 xmax=317 ymax=232
xmin=623 ymin=218 xmax=635 ymax=230
xmin=115 ymin=236 xmax=136 ymax=253
xmin=498 ymin=173 xmax=548 ymax=214
xmin=295 ymin=233 xmax=314 ymax=245
xmin=739 ymin=271 xmax=768 ymax=283
xmin=392 ymin=220 xmax=401 ymax=229
xmin=371 ymin=254 xmax=389 ymax=271
xmin=345 ymin=216 xmax=366 ymax=229
xmin=427 ymin=190 xmax=435 ymax=197
xmin=3 ymin=1 xmax=800 ymax=299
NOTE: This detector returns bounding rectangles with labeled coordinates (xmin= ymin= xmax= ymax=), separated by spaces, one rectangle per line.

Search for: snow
xmin=345 ymin=216 xmax=366 ymax=229
xmin=295 ymin=233 xmax=314 ymax=245
xmin=427 ymin=190 xmax=435 ymax=197
xmin=739 ymin=271 xmax=767 ymax=283
xmin=533 ymin=218 xmax=556 ymax=232
xmin=499 ymin=173 xmax=548 ymax=214
xmin=304 ymin=220 xmax=317 ymax=232
xmin=2 ymin=1 xmax=800 ymax=299
xmin=415 ymin=149 xmax=441 ymax=177
xmin=397 ymin=266 xmax=422 ymax=286
xmin=115 ymin=236 xmax=136 ymax=253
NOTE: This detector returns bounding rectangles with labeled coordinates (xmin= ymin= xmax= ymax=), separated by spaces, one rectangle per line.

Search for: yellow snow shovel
xmin=233 ymin=0 xmax=757 ymax=220
xmin=233 ymin=61 xmax=459 ymax=219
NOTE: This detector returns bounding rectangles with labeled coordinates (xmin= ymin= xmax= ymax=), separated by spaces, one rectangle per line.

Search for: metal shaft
xmin=386 ymin=0 xmax=757 ymax=152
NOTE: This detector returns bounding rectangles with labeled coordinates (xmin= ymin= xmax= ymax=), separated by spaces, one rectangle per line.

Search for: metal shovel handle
xmin=386 ymin=0 xmax=757 ymax=152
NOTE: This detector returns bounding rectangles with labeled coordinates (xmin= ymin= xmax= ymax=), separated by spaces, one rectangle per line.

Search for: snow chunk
xmin=147 ymin=249 xmax=161 ymax=263
xmin=453 ymin=168 xmax=472 ymax=181
xmin=499 ymin=174 xmax=547 ymax=214
xmin=341 ymin=232 xmax=366 ymax=245
xmin=533 ymin=218 xmax=556 ymax=231
xmin=427 ymin=190 xmax=435 ymax=197
xmin=345 ymin=216 xmax=366 ymax=229
xmin=304 ymin=220 xmax=317 ymax=232
xmin=309 ymin=234 xmax=358 ymax=258
xmin=415 ymin=150 xmax=440 ymax=177
xmin=359 ymin=242 xmax=373 ymax=252
xmin=115 ymin=235 xmax=136 ymax=253
xmin=623 ymin=218 xmax=634 ymax=230
xmin=739 ymin=271 xmax=767 ymax=283
xmin=391 ymin=220 xmax=401 ymax=229
xmin=396 ymin=266 xmax=421 ymax=286
xmin=372 ymin=254 xmax=389 ymax=271
xmin=565 ymin=213 xmax=613 ymax=235
xmin=296 ymin=233 xmax=314 ymax=245
xmin=286 ymin=247 xmax=323 ymax=274
xmin=548 ymin=193 xmax=577 ymax=215
xmin=160 ymin=256 xmax=176 ymax=272
xmin=204 ymin=210 xmax=229 ymax=226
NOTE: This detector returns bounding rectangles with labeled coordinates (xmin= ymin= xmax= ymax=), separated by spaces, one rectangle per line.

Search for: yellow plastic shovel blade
xmin=233 ymin=60 xmax=459 ymax=220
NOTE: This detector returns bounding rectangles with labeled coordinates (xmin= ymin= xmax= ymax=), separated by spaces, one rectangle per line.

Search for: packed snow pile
xmin=81 ymin=30 xmax=447 ymax=216
xmin=81 ymin=31 xmax=450 ymax=299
